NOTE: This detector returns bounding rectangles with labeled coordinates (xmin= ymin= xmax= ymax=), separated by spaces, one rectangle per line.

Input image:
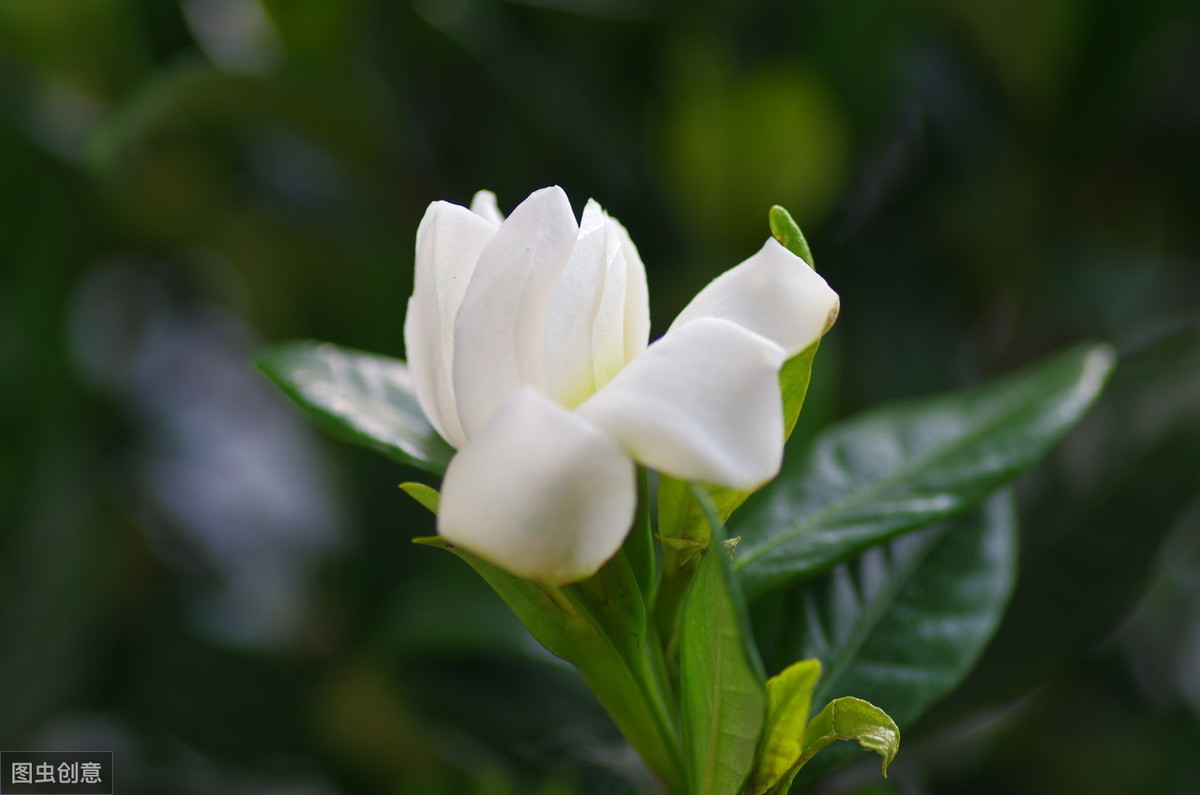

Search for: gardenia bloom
xmin=404 ymin=186 xmax=838 ymax=585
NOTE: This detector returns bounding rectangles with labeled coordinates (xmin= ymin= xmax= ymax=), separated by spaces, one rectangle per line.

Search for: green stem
xmin=653 ymin=543 xmax=696 ymax=655
xmin=572 ymin=612 xmax=685 ymax=790
xmin=653 ymin=484 xmax=717 ymax=652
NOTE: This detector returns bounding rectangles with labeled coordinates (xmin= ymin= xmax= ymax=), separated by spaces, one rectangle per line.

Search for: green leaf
xmin=679 ymin=491 xmax=768 ymax=795
xmin=769 ymin=204 xmax=815 ymax=266
xmin=779 ymin=342 xmax=821 ymax=440
xmin=734 ymin=342 xmax=1115 ymax=597
xmin=256 ymin=340 xmax=453 ymax=474
xmin=399 ymin=482 xmax=440 ymax=513
xmin=772 ymin=491 xmax=1016 ymax=780
xmin=794 ymin=696 xmax=899 ymax=779
xmin=414 ymin=537 xmax=684 ymax=790
xmin=953 ymin=328 xmax=1200 ymax=717
xmin=747 ymin=659 xmax=823 ymax=795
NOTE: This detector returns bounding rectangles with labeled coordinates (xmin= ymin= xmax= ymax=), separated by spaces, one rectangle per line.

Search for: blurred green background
xmin=2 ymin=0 xmax=1198 ymax=792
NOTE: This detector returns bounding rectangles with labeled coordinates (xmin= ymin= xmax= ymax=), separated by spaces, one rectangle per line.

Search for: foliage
xmin=260 ymin=203 xmax=1113 ymax=792
xmin=2 ymin=1 xmax=1198 ymax=794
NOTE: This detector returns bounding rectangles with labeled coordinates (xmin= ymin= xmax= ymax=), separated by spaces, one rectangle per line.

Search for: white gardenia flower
xmin=404 ymin=186 xmax=839 ymax=585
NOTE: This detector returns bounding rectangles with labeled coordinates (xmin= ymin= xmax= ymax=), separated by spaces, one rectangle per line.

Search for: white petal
xmin=578 ymin=196 xmax=606 ymax=236
xmin=452 ymin=186 xmax=579 ymax=439
xmin=544 ymin=200 xmax=607 ymax=407
xmin=469 ymin=190 xmax=505 ymax=224
xmin=438 ymin=388 xmax=637 ymax=585
xmin=590 ymin=217 xmax=630 ymax=390
xmin=406 ymin=200 xmax=499 ymax=447
xmin=578 ymin=317 xmax=787 ymax=489
xmin=610 ymin=216 xmax=650 ymax=364
xmin=669 ymin=237 xmax=839 ymax=356
xmin=543 ymin=203 xmax=650 ymax=405
xmin=404 ymin=295 xmax=441 ymax=434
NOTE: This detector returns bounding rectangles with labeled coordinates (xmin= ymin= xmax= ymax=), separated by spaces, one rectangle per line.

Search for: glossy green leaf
xmin=734 ymin=342 xmax=1114 ymax=597
xmin=794 ymin=696 xmax=899 ymax=780
xmin=747 ymin=659 xmax=822 ymax=795
xmin=955 ymin=328 xmax=1200 ymax=717
xmin=256 ymin=340 xmax=453 ymax=474
xmin=413 ymin=537 xmax=684 ymax=790
xmin=679 ymin=491 xmax=768 ymax=795
xmin=773 ymin=491 xmax=1016 ymax=782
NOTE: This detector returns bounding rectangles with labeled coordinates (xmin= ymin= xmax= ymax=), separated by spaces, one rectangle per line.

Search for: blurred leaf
xmin=679 ymin=491 xmax=767 ymax=795
xmin=778 ymin=491 xmax=1016 ymax=768
xmin=0 ymin=453 xmax=113 ymax=746
xmin=733 ymin=342 xmax=1114 ymax=598
xmin=663 ymin=56 xmax=849 ymax=247
xmin=0 ymin=0 xmax=149 ymax=95
xmin=921 ymin=0 xmax=1083 ymax=112
xmin=399 ymin=481 xmax=440 ymax=513
xmin=86 ymin=61 xmax=387 ymax=173
xmin=257 ymin=340 xmax=453 ymax=473
xmin=795 ymin=696 xmax=899 ymax=780
xmin=259 ymin=0 xmax=358 ymax=61
xmin=747 ymin=659 xmax=822 ymax=795
xmin=940 ymin=326 xmax=1200 ymax=716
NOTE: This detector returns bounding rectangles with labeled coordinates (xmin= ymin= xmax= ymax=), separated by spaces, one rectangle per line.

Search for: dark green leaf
xmin=734 ymin=342 xmax=1114 ymax=597
xmin=776 ymin=491 xmax=1017 ymax=765
xmin=939 ymin=327 xmax=1200 ymax=722
xmin=679 ymin=492 xmax=768 ymax=795
xmin=256 ymin=340 xmax=453 ymax=474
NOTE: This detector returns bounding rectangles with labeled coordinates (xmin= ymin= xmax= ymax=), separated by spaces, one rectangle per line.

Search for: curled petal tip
xmin=824 ymin=299 xmax=841 ymax=334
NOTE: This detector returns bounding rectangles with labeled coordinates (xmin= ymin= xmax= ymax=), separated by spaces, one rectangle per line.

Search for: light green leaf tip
xmin=399 ymin=481 xmax=440 ymax=513
xmin=800 ymin=696 xmax=900 ymax=779
xmin=768 ymin=205 xmax=815 ymax=267
xmin=747 ymin=659 xmax=823 ymax=795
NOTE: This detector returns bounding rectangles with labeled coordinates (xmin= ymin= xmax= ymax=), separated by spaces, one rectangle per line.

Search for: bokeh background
xmin=2 ymin=0 xmax=1198 ymax=793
